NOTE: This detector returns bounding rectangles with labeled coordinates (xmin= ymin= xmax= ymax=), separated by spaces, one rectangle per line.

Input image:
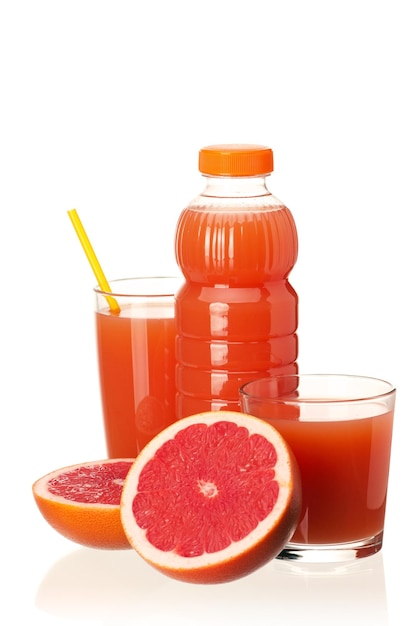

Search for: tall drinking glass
xmin=95 ymin=276 xmax=181 ymax=458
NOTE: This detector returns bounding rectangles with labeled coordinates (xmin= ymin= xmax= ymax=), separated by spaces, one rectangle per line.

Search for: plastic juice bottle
xmin=174 ymin=144 xmax=299 ymax=418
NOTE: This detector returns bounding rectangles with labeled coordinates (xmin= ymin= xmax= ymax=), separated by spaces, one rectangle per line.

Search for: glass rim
xmin=239 ymin=373 xmax=396 ymax=405
xmin=93 ymin=276 xmax=182 ymax=298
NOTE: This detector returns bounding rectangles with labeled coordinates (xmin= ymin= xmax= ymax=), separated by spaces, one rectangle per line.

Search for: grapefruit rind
xmin=32 ymin=459 xmax=135 ymax=550
xmin=121 ymin=412 xmax=301 ymax=583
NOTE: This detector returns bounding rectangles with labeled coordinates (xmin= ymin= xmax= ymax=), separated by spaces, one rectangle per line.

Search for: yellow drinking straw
xmin=67 ymin=208 xmax=121 ymax=314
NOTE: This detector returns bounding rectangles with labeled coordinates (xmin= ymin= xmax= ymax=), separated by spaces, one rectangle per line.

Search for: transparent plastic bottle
xmin=174 ymin=144 xmax=298 ymax=418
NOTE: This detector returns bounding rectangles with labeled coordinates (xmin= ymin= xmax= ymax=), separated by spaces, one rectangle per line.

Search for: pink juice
xmin=265 ymin=406 xmax=394 ymax=544
xmin=96 ymin=305 xmax=177 ymax=457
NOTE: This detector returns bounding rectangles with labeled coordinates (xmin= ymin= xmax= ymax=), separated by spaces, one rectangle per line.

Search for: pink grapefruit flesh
xmin=121 ymin=411 xmax=301 ymax=583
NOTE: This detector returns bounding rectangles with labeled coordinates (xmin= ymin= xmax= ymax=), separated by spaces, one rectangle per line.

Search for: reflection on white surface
xmin=35 ymin=548 xmax=388 ymax=625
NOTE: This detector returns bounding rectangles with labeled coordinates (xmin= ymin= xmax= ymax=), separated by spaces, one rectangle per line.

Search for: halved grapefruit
xmin=121 ymin=411 xmax=301 ymax=584
xmin=32 ymin=459 xmax=134 ymax=550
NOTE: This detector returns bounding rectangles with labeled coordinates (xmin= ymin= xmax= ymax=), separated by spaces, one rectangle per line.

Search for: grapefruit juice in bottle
xmin=175 ymin=145 xmax=298 ymax=417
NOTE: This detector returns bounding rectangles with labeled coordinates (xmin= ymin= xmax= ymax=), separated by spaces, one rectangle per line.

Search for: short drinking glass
xmin=239 ymin=374 xmax=395 ymax=562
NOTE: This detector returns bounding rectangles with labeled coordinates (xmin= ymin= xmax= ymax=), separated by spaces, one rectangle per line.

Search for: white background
xmin=1 ymin=1 xmax=414 ymax=624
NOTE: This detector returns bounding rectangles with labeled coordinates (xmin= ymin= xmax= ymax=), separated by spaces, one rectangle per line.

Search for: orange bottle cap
xmin=199 ymin=144 xmax=274 ymax=177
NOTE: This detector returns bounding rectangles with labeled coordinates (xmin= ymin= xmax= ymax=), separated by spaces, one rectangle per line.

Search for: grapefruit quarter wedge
xmin=121 ymin=411 xmax=301 ymax=584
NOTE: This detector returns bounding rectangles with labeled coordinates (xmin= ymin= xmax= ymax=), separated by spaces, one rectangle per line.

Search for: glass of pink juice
xmin=239 ymin=374 xmax=395 ymax=562
xmin=94 ymin=277 xmax=182 ymax=458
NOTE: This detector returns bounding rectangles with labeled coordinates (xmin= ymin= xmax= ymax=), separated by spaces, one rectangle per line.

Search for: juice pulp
xmin=96 ymin=305 xmax=177 ymax=457
xmin=175 ymin=205 xmax=298 ymax=417
xmin=266 ymin=408 xmax=394 ymax=544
